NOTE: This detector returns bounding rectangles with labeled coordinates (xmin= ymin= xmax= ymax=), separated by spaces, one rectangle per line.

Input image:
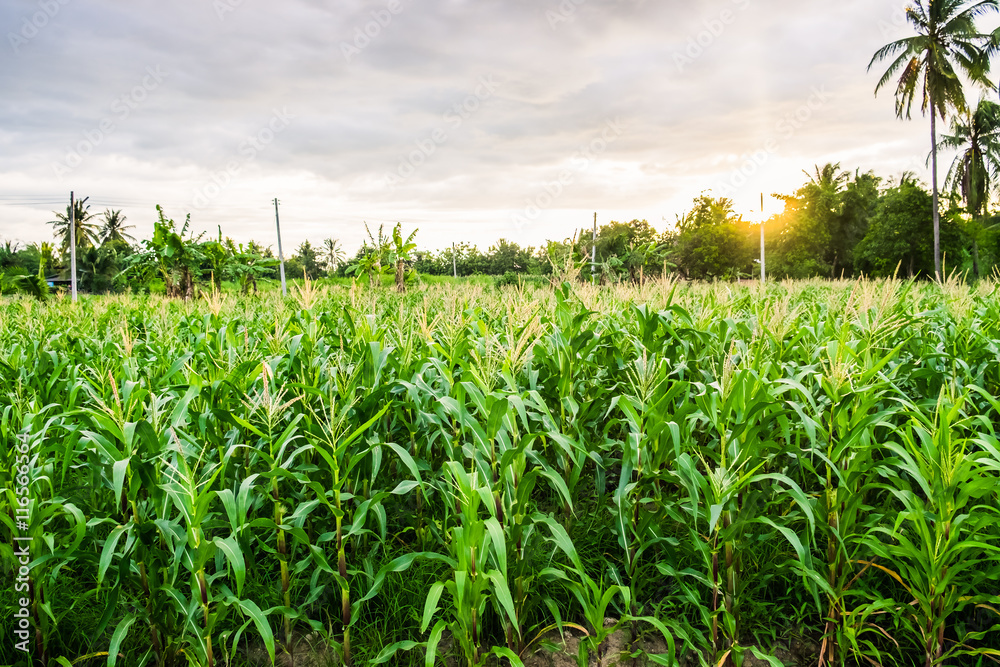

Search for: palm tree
xmin=868 ymin=0 xmax=998 ymax=281
xmin=322 ymin=238 xmax=346 ymax=275
xmin=800 ymin=164 xmax=850 ymax=216
xmin=100 ymin=209 xmax=136 ymax=245
xmin=801 ymin=163 xmax=850 ymax=276
xmin=803 ymin=163 xmax=850 ymax=192
xmin=939 ymin=97 xmax=1000 ymax=276
xmin=48 ymin=196 xmax=100 ymax=254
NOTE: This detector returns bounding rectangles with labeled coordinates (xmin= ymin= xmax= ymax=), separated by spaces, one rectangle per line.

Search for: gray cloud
xmin=1 ymin=0 xmax=993 ymax=252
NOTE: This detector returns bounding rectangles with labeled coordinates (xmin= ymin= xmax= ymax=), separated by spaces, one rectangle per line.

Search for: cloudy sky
xmin=1 ymin=0 xmax=993 ymax=254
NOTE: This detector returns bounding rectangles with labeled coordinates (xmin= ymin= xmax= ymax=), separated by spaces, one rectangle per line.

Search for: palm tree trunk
xmin=396 ymin=259 xmax=405 ymax=292
xmin=931 ymin=102 xmax=941 ymax=282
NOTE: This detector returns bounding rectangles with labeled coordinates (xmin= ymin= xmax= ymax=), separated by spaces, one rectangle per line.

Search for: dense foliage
xmin=2 ymin=278 xmax=999 ymax=667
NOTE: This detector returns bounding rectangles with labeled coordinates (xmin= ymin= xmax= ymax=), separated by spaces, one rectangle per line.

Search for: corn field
xmin=2 ymin=277 xmax=1000 ymax=667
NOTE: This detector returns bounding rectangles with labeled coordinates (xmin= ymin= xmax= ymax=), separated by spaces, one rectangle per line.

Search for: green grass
xmin=1 ymin=276 xmax=999 ymax=667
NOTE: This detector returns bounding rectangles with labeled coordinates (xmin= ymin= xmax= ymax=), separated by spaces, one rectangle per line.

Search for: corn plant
xmin=868 ymin=390 xmax=1000 ymax=667
xmin=302 ymin=376 xmax=390 ymax=667
xmin=5 ymin=278 xmax=1000 ymax=667
xmin=538 ymin=514 xmax=678 ymax=666
xmin=775 ymin=329 xmax=907 ymax=667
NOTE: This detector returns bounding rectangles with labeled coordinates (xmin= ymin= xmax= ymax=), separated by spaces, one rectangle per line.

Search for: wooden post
xmin=274 ymin=198 xmax=287 ymax=295
xmin=70 ymin=191 xmax=77 ymax=302
xmin=760 ymin=193 xmax=766 ymax=284
xmin=591 ymin=212 xmax=597 ymax=284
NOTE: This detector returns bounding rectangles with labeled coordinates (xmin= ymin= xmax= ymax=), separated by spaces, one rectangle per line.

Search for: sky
xmin=1 ymin=0 xmax=993 ymax=255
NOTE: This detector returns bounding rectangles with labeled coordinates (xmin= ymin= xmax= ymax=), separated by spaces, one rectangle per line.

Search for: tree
xmin=868 ymin=0 xmax=998 ymax=281
xmin=387 ymin=223 xmax=418 ymax=292
xmin=123 ymin=206 xmax=205 ymax=299
xmin=581 ymin=219 xmax=659 ymax=282
xmin=836 ymin=170 xmax=883 ymax=276
xmin=35 ymin=242 xmax=54 ymax=280
xmin=291 ymin=240 xmax=322 ymax=279
xmin=484 ymin=239 xmax=534 ymax=275
xmin=223 ymin=241 xmax=279 ymax=294
xmin=322 ymin=238 xmax=346 ymax=276
xmin=78 ymin=244 xmax=124 ymax=293
xmin=100 ymin=209 xmax=136 ymax=245
xmin=48 ymin=196 xmax=100 ymax=253
xmin=622 ymin=240 xmax=667 ymax=284
xmin=347 ymin=251 xmax=381 ymax=287
xmin=0 ymin=240 xmax=21 ymax=271
xmin=793 ymin=163 xmax=849 ymax=277
xmin=670 ymin=196 xmax=754 ymax=280
xmin=675 ymin=196 xmax=737 ymax=232
xmin=939 ymin=97 xmax=1000 ymax=276
xmin=855 ymin=175 xmax=965 ymax=278
xmin=365 ymin=223 xmax=391 ymax=268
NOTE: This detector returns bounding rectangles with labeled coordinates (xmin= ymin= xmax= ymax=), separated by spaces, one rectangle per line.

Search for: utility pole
xmin=591 ymin=212 xmax=597 ymax=284
xmin=274 ymin=198 xmax=287 ymax=296
xmin=452 ymin=242 xmax=457 ymax=278
xmin=760 ymin=192 xmax=766 ymax=284
xmin=69 ymin=191 xmax=77 ymax=302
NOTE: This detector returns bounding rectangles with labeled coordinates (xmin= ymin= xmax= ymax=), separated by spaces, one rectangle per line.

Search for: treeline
xmin=672 ymin=165 xmax=995 ymax=281
xmin=1 ymin=162 xmax=997 ymax=300
xmin=267 ymin=161 xmax=1000 ymax=284
xmin=670 ymin=164 xmax=988 ymax=281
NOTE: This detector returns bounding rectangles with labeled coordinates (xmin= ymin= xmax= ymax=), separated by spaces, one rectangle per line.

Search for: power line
xmin=0 ymin=202 xmax=69 ymax=207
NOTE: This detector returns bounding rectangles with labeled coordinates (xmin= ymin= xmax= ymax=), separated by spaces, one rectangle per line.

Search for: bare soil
xmin=239 ymin=623 xmax=819 ymax=667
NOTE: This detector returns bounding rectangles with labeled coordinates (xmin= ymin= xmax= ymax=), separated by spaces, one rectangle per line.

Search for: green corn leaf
xmin=421 ymin=581 xmax=445 ymax=632
xmin=107 ymin=612 xmax=137 ymax=667
xmin=370 ymin=640 xmax=424 ymax=664
xmin=486 ymin=569 xmax=519 ymax=635
xmin=489 ymin=646 xmax=526 ymax=667
xmin=426 ymin=619 xmax=447 ymax=667
xmin=112 ymin=457 xmax=130 ymax=506
xmin=227 ymin=597 xmax=275 ymax=665
xmin=214 ymin=535 xmax=246 ymax=597
xmin=97 ymin=525 xmax=129 ymax=587
xmin=484 ymin=517 xmax=508 ymax=574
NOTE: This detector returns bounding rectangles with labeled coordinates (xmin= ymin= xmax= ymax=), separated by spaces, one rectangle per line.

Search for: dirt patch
xmin=522 ymin=618 xmax=673 ymax=667
xmin=241 ymin=631 xmax=339 ymax=667
xmin=236 ymin=625 xmax=815 ymax=666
